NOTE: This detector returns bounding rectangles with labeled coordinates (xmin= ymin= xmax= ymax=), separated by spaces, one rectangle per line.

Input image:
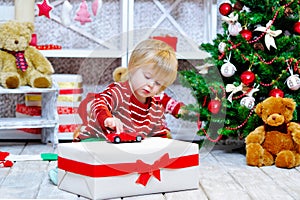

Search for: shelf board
xmin=176 ymin=51 xmax=210 ymax=60
xmin=40 ymin=49 xmax=210 ymax=60
xmin=0 ymin=118 xmax=57 ymax=129
xmin=40 ymin=49 xmax=124 ymax=58
xmin=0 ymin=86 xmax=57 ymax=94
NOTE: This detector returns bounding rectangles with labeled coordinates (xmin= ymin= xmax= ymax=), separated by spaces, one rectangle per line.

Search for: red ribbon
xmin=58 ymin=124 xmax=80 ymax=133
xmin=59 ymin=88 xmax=83 ymax=95
xmin=58 ymin=153 xmax=198 ymax=186
xmin=0 ymin=152 xmax=9 ymax=161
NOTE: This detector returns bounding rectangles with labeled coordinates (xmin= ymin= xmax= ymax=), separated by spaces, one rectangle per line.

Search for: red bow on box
xmin=135 ymin=153 xmax=171 ymax=186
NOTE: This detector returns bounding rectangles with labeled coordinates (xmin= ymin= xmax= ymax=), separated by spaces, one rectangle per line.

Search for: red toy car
xmin=106 ymin=132 xmax=145 ymax=143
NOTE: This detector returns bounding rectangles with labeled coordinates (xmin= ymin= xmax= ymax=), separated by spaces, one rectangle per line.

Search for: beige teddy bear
xmin=245 ymin=97 xmax=300 ymax=168
xmin=0 ymin=20 xmax=54 ymax=89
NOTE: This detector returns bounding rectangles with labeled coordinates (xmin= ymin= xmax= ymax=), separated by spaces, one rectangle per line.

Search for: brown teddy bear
xmin=112 ymin=66 xmax=128 ymax=82
xmin=0 ymin=20 xmax=54 ymax=89
xmin=245 ymin=97 xmax=300 ymax=168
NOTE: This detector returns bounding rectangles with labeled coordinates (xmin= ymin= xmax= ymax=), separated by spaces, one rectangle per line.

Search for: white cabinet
xmin=0 ymin=86 xmax=59 ymax=146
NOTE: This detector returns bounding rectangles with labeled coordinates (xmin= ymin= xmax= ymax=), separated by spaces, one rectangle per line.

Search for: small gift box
xmin=25 ymin=74 xmax=83 ymax=107
xmin=57 ymin=137 xmax=200 ymax=199
xmin=152 ymin=35 xmax=178 ymax=51
xmin=16 ymin=104 xmax=81 ymax=136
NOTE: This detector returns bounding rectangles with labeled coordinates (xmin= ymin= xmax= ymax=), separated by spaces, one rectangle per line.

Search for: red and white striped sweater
xmin=77 ymin=81 xmax=169 ymax=140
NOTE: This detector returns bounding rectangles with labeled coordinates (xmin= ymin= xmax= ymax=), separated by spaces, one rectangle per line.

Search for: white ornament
xmin=254 ymin=20 xmax=282 ymax=50
xmin=240 ymin=96 xmax=255 ymax=109
xmin=226 ymin=83 xmax=243 ymax=103
xmin=221 ymin=62 xmax=236 ymax=77
xmin=286 ymin=74 xmax=300 ymax=90
xmin=218 ymin=42 xmax=226 ymax=53
xmin=61 ymin=0 xmax=73 ymax=27
xmin=228 ymin=22 xmax=242 ymax=36
xmin=222 ymin=13 xmax=242 ymax=36
xmin=240 ymin=85 xmax=259 ymax=109
xmin=195 ymin=63 xmax=214 ymax=75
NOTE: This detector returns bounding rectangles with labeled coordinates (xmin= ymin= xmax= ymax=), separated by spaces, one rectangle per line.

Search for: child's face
xmin=129 ymin=66 xmax=165 ymax=103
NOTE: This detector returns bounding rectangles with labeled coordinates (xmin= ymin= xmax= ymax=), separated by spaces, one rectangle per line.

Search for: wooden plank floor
xmin=1 ymin=141 xmax=300 ymax=200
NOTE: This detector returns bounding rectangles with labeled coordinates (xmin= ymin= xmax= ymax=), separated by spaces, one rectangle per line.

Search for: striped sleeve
xmin=91 ymin=83 xmax=123 ymax=133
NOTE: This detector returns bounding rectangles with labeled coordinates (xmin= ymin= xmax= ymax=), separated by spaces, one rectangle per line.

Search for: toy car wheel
xmin=136 ymin=135 xmax=142 ymax=142
xmin=114 ymin=136 xmax=121 ymax=143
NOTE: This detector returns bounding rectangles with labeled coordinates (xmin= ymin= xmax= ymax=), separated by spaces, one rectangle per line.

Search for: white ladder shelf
xmin=0 ymin=85 xmax=59 ymax=146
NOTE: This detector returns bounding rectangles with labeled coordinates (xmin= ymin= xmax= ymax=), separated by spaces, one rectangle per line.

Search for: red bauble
xmin=219 ymin=3 xmax=232 ymax=16
xmin=208 ymin=99 xmax=222 ymax=114
xmin=293 ymin=21 xmax=300 ymax=34
xmin=269 ymin=88 xmax=284 ymax=97
xmin=240 ymin=29 xmax=253 ymax=41
xmin=240 ymin=71 xmax=255 ymax=86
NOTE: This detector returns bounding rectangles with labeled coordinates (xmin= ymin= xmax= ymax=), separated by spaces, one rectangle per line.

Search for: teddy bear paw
xmin=33 ymin=77 xmax=51 ymax=88
xmin=5 ymin=76 xmax=20 ymax=89
xmin=246 ymin=143 xmax=264 ymax=167
xmin=275 ymin=150 xmax=298 ymax=168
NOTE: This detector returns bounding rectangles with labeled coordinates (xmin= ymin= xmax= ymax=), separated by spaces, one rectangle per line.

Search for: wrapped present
xmin=57 ymin=137 xmax=199 ymax=199
xmin=16 ymin=104 xmax=82 ymax=137
xmin=22 ymin=74 xmax=83 ymax=139
xmin=16 ymin=104 xmax=42 ymax=134
xmin=152 ymin=35 xmax=178 ymax=51
xmin=25 ymin=74 xmax=83 ymax=107
xmin=25 ymin=93 xmax=42 ymax=107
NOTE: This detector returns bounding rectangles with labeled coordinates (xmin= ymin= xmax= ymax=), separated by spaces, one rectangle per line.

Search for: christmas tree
xmin=179 ymin=0 xmax=300 ymax=141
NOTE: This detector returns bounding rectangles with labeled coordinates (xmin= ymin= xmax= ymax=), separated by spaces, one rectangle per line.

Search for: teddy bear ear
xmin=113 ymin=66 xmax=128 ymax=82
xmin=282 ymin=98 xmax=296 ymax=112
xmin=24 ymin=22 xmax=35 ymax=33
xmin=255 ymin=102 xmax=263 ymax=117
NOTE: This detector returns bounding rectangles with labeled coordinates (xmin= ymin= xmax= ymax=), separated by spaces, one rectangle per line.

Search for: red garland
xmin=225 ymin=107 xmax=255 ymax=130
xmin=255 ymin=53 xmax=277 ymax=65
xmin=209 ymin=85 xmax=226 ymax=99
xmin=36 ymin=44 xmax=62 ymax=50
xmin=201 ymin=128 xmax=223 ymax=142
xmin=232 ymin=87 xmax=253 ymax=100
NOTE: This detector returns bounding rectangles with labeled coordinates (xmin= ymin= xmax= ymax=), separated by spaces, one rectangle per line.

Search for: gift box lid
xmin=58 ymin=137 xmax=199 ymax=165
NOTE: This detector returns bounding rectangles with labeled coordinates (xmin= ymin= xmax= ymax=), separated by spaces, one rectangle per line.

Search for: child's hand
xmin=104 ymin=117 xmax=124 ymax=133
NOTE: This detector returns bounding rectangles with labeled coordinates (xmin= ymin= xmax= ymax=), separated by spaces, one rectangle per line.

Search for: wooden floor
xmin=1 ymin=140 xmax=300 ymax=200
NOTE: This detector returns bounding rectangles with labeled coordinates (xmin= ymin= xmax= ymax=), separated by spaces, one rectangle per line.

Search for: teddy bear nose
xmin=272 ymin=116 xmax=276 ymax=120
xmin=14 ymin=40 xmax=19 ymax=45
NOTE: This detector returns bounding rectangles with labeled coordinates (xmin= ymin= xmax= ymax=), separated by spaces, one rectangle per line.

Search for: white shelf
xmin=40 ymin=49 xmax=124 ymax=58
xmin=0 ymin=86 xmax=57 ymax=94
xmin=40 ymin=49 xmax=210 ymax=60
xmin=0 ymin=118 xmax=57 ymax=129
xmin=176 ymin=51 xmax=210 ymax=60
xmin=0 ymin=85 xmax=59 ymax=145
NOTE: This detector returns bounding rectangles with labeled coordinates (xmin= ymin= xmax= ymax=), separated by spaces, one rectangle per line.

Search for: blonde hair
xmin=128 ymin=39 xmax=178 ymax=92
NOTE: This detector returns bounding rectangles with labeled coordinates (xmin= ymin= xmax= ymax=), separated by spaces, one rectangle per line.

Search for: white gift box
xmin=57 ymin=137 xmax=200 ymax=199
